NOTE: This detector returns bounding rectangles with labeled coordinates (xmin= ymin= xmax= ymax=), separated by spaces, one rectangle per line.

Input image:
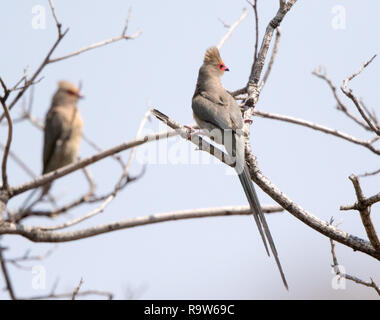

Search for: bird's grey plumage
xmin=21 ymin=81 xmax=83 ymax=211
xmin=43 ymin=103 xmax=82 ymax=174
xmin=42 ymin=81 xmax=83 ymax=192
xmin=191 ymin=46 xmax=288 ymax=289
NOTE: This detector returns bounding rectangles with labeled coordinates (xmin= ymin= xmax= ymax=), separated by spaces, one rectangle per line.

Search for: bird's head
xmin=203 ymin=46 xmax=230 ymax=76
xmin=57 ymin=81 xmax=83 ymax=100
xmin=51 ymin=81 xmax=83 ymax=107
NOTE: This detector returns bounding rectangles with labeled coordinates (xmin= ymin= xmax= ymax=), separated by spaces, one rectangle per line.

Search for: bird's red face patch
xmin=218 ymin=63 xmax=229 ymax=71
xmin=66 ymin=89 xmax=82 ymax=98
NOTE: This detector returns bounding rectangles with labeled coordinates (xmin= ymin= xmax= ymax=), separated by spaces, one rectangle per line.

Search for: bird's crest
xmin=58 ymin=81 xmax=80 ymax=95
xmin=203 ymin=46 xmax=224 ymax=65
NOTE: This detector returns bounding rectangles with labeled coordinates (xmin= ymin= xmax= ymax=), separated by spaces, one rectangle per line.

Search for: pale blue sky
xmin=0 ymin=0 xmax=379 ymax=299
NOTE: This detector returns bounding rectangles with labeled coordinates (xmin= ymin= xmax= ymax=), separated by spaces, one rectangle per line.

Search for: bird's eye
xmin=66 ymin=89 xmax=77 ymax=96
xmin=218 ymin=64 xmax=224 ymax=70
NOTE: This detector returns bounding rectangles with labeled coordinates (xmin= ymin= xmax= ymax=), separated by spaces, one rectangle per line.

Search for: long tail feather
xmin=238 ymin=166 xmax=288 ymax=290
xmin=237 ymin=170 xmax=270 ymax=256
xmin=230 ymin=133 xmax=288 ymax=289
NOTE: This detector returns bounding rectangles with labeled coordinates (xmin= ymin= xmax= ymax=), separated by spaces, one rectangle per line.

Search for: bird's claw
xmin=184 ymin=125 xmax=195 ymax=131
xmin=184 ymin=125 xmax=195 ymax=140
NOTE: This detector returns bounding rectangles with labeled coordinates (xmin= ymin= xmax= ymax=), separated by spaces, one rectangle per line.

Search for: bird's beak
xmin=225 ymin=67 xmax=230 ymax=72
xmin=77 ymin=92 xmax=84 ymax=99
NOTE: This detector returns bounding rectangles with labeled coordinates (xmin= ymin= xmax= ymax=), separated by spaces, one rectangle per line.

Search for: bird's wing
xmin=42 ymin=107 xmax=66 ymax=173
xmin=192 ymin=90 xmax=243 ymax=131
xmin=224 ymin=92 xmax=244 ymax=132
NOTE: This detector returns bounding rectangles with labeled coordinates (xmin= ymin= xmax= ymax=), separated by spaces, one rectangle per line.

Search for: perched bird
xmin=42 ymin=80 xmax=83 ymax=178
xmin=21 ymin=81 xmax=83 ymax=211
xmin=191 ymin=46 xmax=288 ymax=289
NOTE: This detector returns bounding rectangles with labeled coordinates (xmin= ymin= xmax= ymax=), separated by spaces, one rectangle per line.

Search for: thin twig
xmin=48 ymin=29 xmax=141 ymax=64
xmin=0 ymin=6 xmax=140 ymax=123
xmin=340 ymin=175 xmax=380 ymax=251
xmin=230 ymin=87 xmax=247 ymax=97
xmin=0 ymin=99 xmax=13 ymax=190
xmin=72 ymin=278 xmax=83 ymax=300
xmin=9 ymin=130 xmax=175 ymax=197
xmin=329 ymin=219 xmax=380 ymax=296
xmin=0 ymin=143 xmax=36 ymax=179
xmin=48 ymin=0 xmax=62 ymax=36
xmin=113 ymin=108 xmax=152 ymax=194
xmin=254 ymin=110 xmax=380 ymax=155
xmin=0 ymin=28 xmax=69 ymax=122
xmin=246 ymin=0 xmax=297 ymax=106
xmin=0 ymin=205 xmax=283 ymax=243
xmin=82 ymin=133 xmax=126 ymax=169
xmin=247 ymin=0 xmax=259 ymax=68
xmin=259 ymin=27 xmax=281 ymax=90
xmin=217 ymin=8 xmax=248 ymax=50
xmin=341 ymin=192 xmax=380 ymax=211
xmin=312 ymin=68 xmax=372 ymax=131
xmin=9 ymin=67 xmax=29 ymax=92
xmin=5 ymin=246 xmax=57 ymax=270
xmin=25 ymin=289 xmax=113 ymax=300
xmin=152 ymin=109 xmax=233 ymax=165
xmin=40 ymin=195 xmax=114 ymax=231
xmin=360 ymin=98 xmax=379 ymax=128
xmin=12 ymin=163 xmax=144 ymax=223
xmin=0 ymin=247 xmax=16 ymax=300
xmin=358 ymin=168 xmax=380 ymax=178
xmin=341 ymin=55 xmax=380 ymax=136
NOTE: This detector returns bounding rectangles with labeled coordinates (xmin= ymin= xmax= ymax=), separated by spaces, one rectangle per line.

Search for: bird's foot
xmin=184 ymin=125 xmax=200 ymax=140
xmin=184 ymin=125 xmax=195 ymax=131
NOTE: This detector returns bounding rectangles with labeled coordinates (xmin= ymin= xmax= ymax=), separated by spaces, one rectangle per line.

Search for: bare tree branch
xmin=254 ymin=110 xmax=380 ymax=155
xmin=20 ymin=276 xmax=113 ymax=300
xmin=152 ymin=109 xmax=233 ymax=166
xmin=247 ymin=0 xmax=259 ymax=71
xmin=217 ymin=8 xmax=248 ymax=49
xmin=245 ymin=0 xmax=297 ymax=106
xmin=112 ymin=108 xmax=152 ymax=196
xmin=151 ymin=110 xmax=380 ymax=261
xmin=5 ymin=246 xmax=56 ymax=270
xmin=340 ymin=175 xmax=380 ymax=251
xmin=0 ymin=247 xmax=16 ymax=300
xmin=358 ymin=168 xmax=380 ymax=178
xmin=12 ymin=170 xmax=143 ymax=223
xmin=259 ymin=27 xmax=281 ymax=90
xmin=48 ymin=0 xmax=62 ymax=36
xmin=8 ymin=130 xmax=174 ymax=198
xmin=72 ymin=278 xmax=83 ymax=300
xmin=312 ymin=67 xmax=372 ymax=131
xmin=341 ymin=55 xmax=380 ymax=136
xmin=0 ymin=143 xmax=36 ymax=179
xmin=25 ymin=289 xmax=113 ymax=300
xmin=0 ymin=205 xmax=283 ymax=243
xmin=40 ymin=195 xmax=114 ymax=231
xmin=48 ymin=8 xmax=141 ymax=64
xmin=82 ymin=133 xmax=126 ymax=169
xmin=0 ymin=5 xmax=140 ymax=124
xmin=0 ymin=28 xmax=69 ymax=123
xmin=243 ymin=143 xmax=379 ymax=260
xmin=0 ymin=99 xmax=13 ymax=190
xmin=329 ymin=220 xmax=380 ymax=296
xmin=341 ymin=188 xmax=380 ymax=212
xmin=360 ymin=98 xmax=379 ymax=128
